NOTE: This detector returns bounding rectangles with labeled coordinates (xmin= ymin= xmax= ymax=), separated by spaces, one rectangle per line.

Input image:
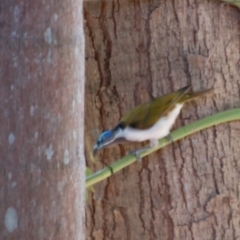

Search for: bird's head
xmin=93 ymin=125 xmax=124 ymax=155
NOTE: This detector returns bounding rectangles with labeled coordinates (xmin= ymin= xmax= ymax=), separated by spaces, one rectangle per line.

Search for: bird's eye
xmin=99 ymin=130 xmax=112 ymax=142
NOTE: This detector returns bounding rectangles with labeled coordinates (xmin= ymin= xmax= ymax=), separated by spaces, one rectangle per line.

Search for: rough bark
xmin=84 ymin=0 xmax=240 ymax=239
xmin=0 ymin=1 xmax=85 ymax=240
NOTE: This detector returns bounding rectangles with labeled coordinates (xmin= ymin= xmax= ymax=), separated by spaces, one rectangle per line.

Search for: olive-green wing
xmin=121 ymin=85 xmax=192 ymax=130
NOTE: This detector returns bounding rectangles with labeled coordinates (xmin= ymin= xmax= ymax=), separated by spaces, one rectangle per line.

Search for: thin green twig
xmin=86 ymin=108 xmax=240 ymax=188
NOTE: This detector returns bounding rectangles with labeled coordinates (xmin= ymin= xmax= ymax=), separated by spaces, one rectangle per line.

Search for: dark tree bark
xmin=0 ymin=1 xmax=85 ymax=239
xmin=84 ymin=0 xmax=240 ymax=239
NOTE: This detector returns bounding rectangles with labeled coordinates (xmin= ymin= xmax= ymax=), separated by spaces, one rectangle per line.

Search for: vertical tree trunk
xmin=0 ymin=1 xmax=85 ymax=239
xmin=85 ymin=0 xmax=240 ymax=239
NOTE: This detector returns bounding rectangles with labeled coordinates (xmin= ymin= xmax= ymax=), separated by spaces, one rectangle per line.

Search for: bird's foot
xmin=166 ymin=134 xmax=173 ymax=143
xmin=129 ymin=150 xmax=142 ymax=162
xmin=129 ymin=146 xmax=151 ymax=162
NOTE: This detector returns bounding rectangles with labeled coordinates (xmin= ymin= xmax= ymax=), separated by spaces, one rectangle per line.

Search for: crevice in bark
xmin=148 ymin=163 xmax=157 ymax=239
xmin=182 ymin=54 xmax=192 ymax=84
xmin=138 ymin=168 xmax=146 ymax=231
xmin=112 ymin=0 xmax=118 ymax=39
xmin=90 ymin=198 xmax=97 ymax=239
xmin=120 ymin=206 xmax=132 ymax=239
xmin=99 ymin=0 xmax=113 ymax=88
xmin=163 ymin=155 xmax=175 ymax=240
xmin=176 ymin=141 xmax=188 ymax=208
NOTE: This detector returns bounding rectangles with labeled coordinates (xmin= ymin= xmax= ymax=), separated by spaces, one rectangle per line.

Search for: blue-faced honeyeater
xmin=93 ymin=85 xmax=212 ymax=161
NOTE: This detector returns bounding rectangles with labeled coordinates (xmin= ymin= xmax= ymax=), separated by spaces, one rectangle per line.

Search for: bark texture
xmin=85 ymin=0 xmax=240 ymax=239
xmin=0 ymin=1 xmax=85 ymax=239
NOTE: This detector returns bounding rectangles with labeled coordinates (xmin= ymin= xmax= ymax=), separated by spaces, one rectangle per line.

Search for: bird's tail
xmin=182 ymin=88 xmax=214 ymax=102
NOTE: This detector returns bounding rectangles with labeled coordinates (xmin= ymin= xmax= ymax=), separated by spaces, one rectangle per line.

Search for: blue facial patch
xmin=99 ymin=130 xmax=113 ymax=143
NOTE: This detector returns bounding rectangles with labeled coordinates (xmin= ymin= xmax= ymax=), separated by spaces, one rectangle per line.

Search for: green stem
xmin=86 ymin=108 xmax=240 ymax=188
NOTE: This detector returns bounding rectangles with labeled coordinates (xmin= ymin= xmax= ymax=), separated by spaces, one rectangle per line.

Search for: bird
xmin=93 ymin=85 xmax=212 ymax=161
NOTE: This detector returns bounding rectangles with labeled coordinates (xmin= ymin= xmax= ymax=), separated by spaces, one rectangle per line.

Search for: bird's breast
xmin=122 ymin=103 xmax=183 ymax=142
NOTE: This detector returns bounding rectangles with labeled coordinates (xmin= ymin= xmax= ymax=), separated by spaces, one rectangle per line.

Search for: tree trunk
xmin=84 ymin=0 xmax=240 ymax=239
xmin=0 ymin=1 xmax=85 ymax=239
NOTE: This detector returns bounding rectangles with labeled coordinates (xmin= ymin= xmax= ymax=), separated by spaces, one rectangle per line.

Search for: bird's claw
xmin=128 ymin=150 xmax=142 ymax=162
xmin=166 ymin=134 xmax=173 ymax=143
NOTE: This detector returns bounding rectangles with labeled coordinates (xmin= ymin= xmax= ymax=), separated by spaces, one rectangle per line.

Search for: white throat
xmin=121 ymin=103 xmax=183 ymax=142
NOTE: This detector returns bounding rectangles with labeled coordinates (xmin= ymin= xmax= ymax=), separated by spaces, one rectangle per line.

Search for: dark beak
xmin=93 ymin=145 xmax=99 ymax=156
